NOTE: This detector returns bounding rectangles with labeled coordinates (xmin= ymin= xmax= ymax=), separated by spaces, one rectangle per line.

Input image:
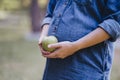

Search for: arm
xmin=74 ymin=0 xmax=120 ymax=50
xmin=98 ymin=0 xmax=120 ymax=42
xmin=44 ymin=0 xmax=120 ymax=58
xmin=41 ymin=0 xmax=57 ymax=28
xmin=44 ymin=27 xmax=110 ymax=59
xmin=43 ymin=0 xmax=120 ymax=59
xmin=39 ymin=0 xmax=57 ymax=39
xmin=39 ymin=24 xmax=51 ymax=55
xmin=73 ymin=0 xmax=120 ymax=50
xmin=39 ymin=0 xmax=57 ymax=55
xmin=73 ymin=28 xmax=110 ymax=51
xmin=39 ymin=24 xmax=49 ymax=43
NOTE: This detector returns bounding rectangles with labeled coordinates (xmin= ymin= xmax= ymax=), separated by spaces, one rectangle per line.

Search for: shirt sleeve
xmin=98 ymin=0 xmax=120 ymax=42
xmin=41 ymin=0 xmax=57 ymax=27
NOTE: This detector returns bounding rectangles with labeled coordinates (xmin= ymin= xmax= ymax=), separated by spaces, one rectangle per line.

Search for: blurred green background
xmin=0 ymin=0 xmax=120 ymax=80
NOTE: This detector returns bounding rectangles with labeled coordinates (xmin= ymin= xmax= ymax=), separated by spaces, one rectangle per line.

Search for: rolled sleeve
xmin=99 ymin=19 xmax=120 ymax=42
xmin=41 ymin=17 xmax=52 ymax=27
xmin=40 ymin=0 xmax=57 ymax=28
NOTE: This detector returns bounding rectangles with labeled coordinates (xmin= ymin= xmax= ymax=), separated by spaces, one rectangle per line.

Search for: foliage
xmin=0 ymin=0 xmax=21 ymax=11
xmin=0 ymin=0 xmax=48 ymax=11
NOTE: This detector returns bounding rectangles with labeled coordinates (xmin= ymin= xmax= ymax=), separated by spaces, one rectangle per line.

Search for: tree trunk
xmin=30 ymin=0 xmax=41 ymax=33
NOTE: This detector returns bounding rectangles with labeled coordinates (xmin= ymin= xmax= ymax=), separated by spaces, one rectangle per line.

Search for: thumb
xmin=48 ymin=43 xmax=61 ymax=49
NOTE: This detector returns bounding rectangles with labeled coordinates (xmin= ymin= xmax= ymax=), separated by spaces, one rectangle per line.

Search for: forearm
xmin=39 ymin=24 xmax=49 ymax=43
xmin=40 ymin=24 xmax=49 ymax=36
xmin=73 ymin=28 xmax=110 ymax=51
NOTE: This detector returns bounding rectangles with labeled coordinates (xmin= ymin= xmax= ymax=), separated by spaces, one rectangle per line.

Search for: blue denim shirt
xmin=42 ymin=0 xmax=120 ymax=80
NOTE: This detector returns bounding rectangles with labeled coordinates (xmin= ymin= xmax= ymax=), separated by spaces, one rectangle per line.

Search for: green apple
xmin=42 ymin=36 xmax=58 ymax=52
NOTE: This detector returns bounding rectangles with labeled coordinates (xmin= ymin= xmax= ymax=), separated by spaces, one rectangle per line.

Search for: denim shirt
xmin=42 ymin=0 xmax=120 ymax=80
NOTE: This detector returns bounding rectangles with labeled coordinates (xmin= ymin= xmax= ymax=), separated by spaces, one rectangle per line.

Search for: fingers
xmin=43 ymin=42 xmax=66 ymax=59
xmin=43 ymin=52 xmax=65 ymax=59
xmin=43 ymin=48 xmax=65 ymax=59
xmin=38 ymin=43 xmax=51 ymax=55
xmin=48 ymin=43 xmax=61 ymax=49
xmin=39 ymin=43 xmax=59 ymax=58
xmin=39 ymin=41 xmax=67 ymax=59
xmin=43 ymin=50 xmax=58 ymax=58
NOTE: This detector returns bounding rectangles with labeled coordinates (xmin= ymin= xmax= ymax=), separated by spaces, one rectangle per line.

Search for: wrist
xmin=41 ymin=24 xmax=49 ymax=36
xmin=39 ymin=24 xmax=49 ymax=43
xmin=43 ymin=24 xmax=49 ymax=28
xmin=71 ymin=41 xmax=82 ymax=52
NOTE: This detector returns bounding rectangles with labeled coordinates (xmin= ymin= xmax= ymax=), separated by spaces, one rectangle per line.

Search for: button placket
xmin=51 ymin=25 xmax=57 ymax=35
xmin=58 ymin=14 xmax=62 ymax=17
xmin=51 ymin=0 xmax=70 ymax=35
xmin=52 ymin=18 xmax=59 ymax=34
xmin=64 ymin=1 xmax=68 ymax=5
xmin=53 ymin=26 xmax=57 ymax=32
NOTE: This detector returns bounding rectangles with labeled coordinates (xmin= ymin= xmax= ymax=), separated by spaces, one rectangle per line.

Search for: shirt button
xmin=58 ymin=14 xmax=61 ymax=17
xmin=53 ymin=26 xmax=57 ymax=32
xmin=64 ymin=2 xmax=68 ymax=5
xmin=54 ymin=26 xmax=57 ymax=30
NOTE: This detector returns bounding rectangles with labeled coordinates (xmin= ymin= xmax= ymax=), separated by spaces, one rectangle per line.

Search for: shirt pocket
xmin=74 ymin=0 xmax=92 ymax=6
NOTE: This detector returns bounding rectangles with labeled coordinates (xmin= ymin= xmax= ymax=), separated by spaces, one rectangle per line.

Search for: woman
xmin=39 ymin=0 xmax=120 ymax=80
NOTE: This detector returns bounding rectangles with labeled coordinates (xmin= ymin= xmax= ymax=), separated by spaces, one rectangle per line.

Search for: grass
xmin=0 ymin=11 xmax=46 ymax=80
xmin=0 ymin=40 xmax=46 ymax=80
xmin=0 ymin=11 xmax=120 ymax=80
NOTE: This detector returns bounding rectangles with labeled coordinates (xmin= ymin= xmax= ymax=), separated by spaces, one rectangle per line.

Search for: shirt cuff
xmin=41 ymin=17 xmax=52 ymax=27
xmin=99 ymin=19 xmax=120 ymax=42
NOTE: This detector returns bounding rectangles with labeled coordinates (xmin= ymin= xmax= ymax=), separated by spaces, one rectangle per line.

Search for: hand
xmin=38 ymin=42 xmax=51 ymax=55
xmin=38 ymin=34 xmax=51 ymax=55
xmin=43 ymin=41 xmax=78 ymax=59
xmin=38 ymin=24 xmax=50 ymax=55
